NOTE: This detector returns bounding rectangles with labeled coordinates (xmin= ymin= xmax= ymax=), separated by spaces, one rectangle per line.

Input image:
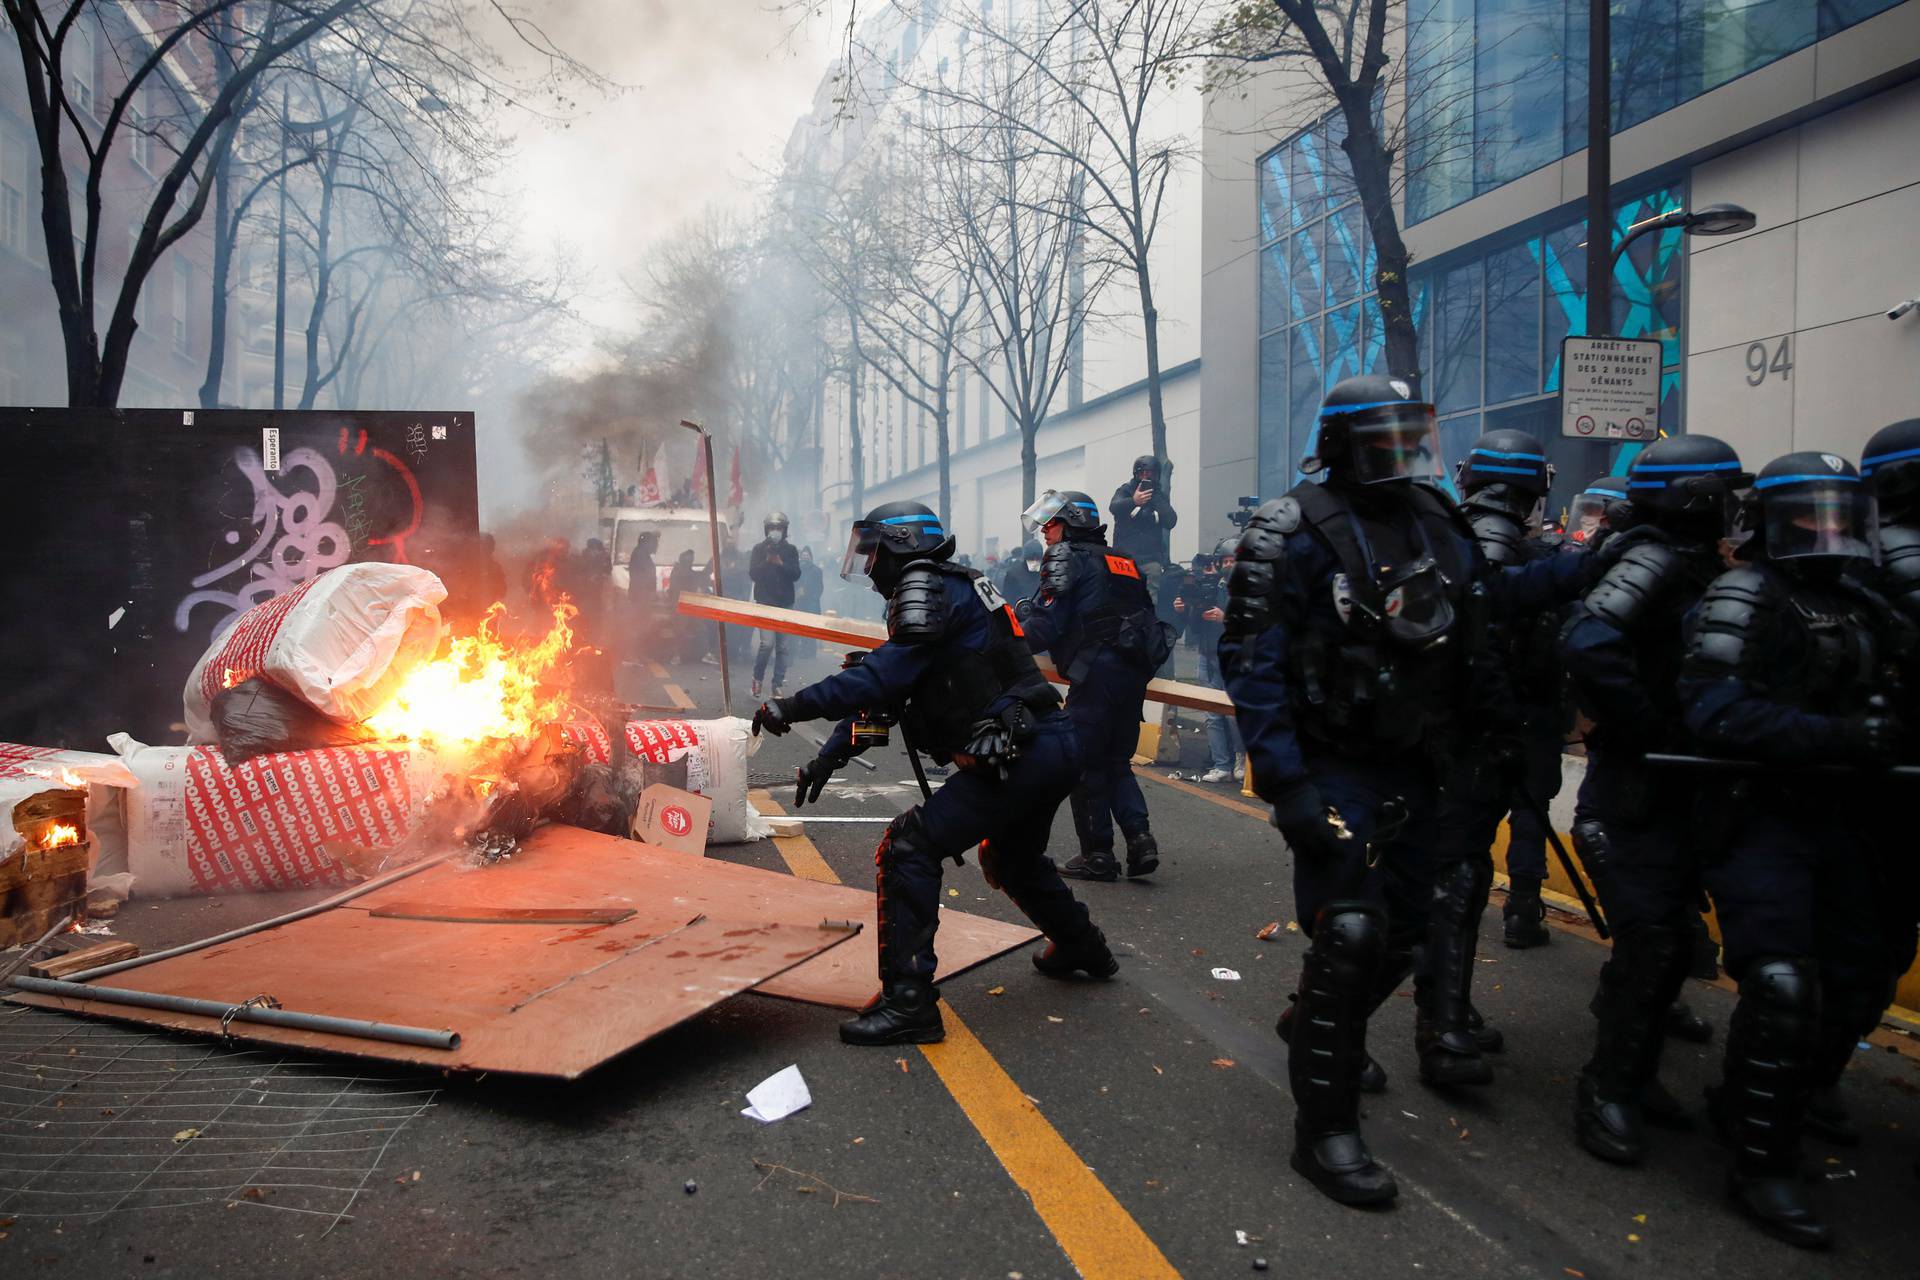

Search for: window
xmin=1407 ymin=0 xmax=1897 ymax=222
xmin=173 ymin=258 xmax=191 ymax=350
xmin=128 ymin=82 xmax=153 ymax=173
xmin=65 ymin=20 xmax=96 ymax=117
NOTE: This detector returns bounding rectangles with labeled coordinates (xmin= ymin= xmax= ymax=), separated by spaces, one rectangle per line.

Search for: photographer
xmin=1174 ymin=537 xmax=1241 ymax=784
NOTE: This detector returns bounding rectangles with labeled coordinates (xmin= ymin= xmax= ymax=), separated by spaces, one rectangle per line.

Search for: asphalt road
xmin=5 ymin=643 xmax=1920 ymax=1279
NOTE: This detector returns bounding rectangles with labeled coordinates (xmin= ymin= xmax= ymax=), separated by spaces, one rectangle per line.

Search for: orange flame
xmin=42 ymin=822 xmax=80 ymax=848
xmin=222 ymin=667 xmax=246 ymax=689
xmin=21 ymin=765 xmax=86 ymax=788
xmin=362 ymin=601 xmax=578 ymax=748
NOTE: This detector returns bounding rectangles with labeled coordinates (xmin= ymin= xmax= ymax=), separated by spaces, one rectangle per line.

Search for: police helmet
xmin=1862 ymin=419 xmax=1920 ymax=519
xmin=1021 ymin=538 xmax=1043 ymax=564
xmin=1624 ymin=435 xmax=1751 ymax=529
xmin=1215 ymin=535 xmax=1239 ymax=560
xmin=1457 ymin=429 xmax=1553 ymax=498
xmin=1133 ymin=455 xmax=1161 ymax=481
xmin=1568 ymin=473 xmax=1631 ymax=542
xmin=841 ymin=500 xmax=955 ymax=594
xmin=1022 ymin=490 xmax=1105 ymax=539
xmin=1743 ymin=452 xmax=1877 ymax=565
xmin=1307 ymin=374 xmax=1441 ymax=486
xmin=764 ymin=511 xmax=790 ymax=537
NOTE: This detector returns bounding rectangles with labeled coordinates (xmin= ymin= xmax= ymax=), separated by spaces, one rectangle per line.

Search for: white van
xmin=600 ymin=506 xmax=734 ymax=593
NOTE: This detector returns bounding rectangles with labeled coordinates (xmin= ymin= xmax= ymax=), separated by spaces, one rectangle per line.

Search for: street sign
xmin=1560 ymin=336 xmax=1662 ymax=441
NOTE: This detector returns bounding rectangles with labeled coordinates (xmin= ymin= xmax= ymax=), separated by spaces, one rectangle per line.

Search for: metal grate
xmin=0 ymin=1003 xmax=438 ymax=1230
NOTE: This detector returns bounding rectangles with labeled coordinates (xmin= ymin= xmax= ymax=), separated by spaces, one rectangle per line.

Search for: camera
xmin=1226 ymin=495 xmax=1261 ymax=530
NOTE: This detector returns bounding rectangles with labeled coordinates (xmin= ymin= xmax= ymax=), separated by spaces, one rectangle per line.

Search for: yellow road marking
xmin=646 ymin=661 xmax=670 ymax=679
xmin=662 ymin=681 xmax=694 ymax=711
xmin=1135 ymin=766 xmax=1267 ymax=820
xmin=749 ymin=788 xmax=1181 ymax=1280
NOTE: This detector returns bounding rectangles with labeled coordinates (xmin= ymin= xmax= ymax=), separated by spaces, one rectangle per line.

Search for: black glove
xmin=752 ymin=698 xmax=794 ymax=737
xmin=795 ymin=755 xmax=838 ymax=807
xmin=1267 ymin=779 xmax=1347 ymax=865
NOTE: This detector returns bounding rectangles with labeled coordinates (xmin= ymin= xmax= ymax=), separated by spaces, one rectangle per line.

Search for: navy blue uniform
xmin=787 ymin=569 xmax=1094 ymax=981
xmin=1021 ymin=540 xmax=1161 ymax=857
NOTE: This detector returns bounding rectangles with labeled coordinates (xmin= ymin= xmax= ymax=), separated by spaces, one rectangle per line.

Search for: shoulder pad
xmin=1039 ymin=541 xmax=1078 ymax=596
xmin=886 ymin=564 xmax=950 ymax=643
xmin=1468 ymin=509 xmax=1527 ymax=568
xmin=1234 ymin=498 xmax=1300 ymax=565
xmin=1583 ymin=541 xmax=1685 ymax=632
xmin=1684 ymin=566 xmax=1777 ymax=678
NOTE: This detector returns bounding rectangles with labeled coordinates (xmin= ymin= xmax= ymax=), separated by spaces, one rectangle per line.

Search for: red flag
xmin=690 ymin=441 xmax=709 ymax=501
xmin=728 ymin=443 xmax=743 ymax=508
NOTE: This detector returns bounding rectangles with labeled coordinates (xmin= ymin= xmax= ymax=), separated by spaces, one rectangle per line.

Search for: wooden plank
xmin=367 ymin=903 xmax=637 ymax=926
xmin=27 ymin=940 xmax=139 ymax=980
xmin=675 ymin=593 xmax=1236 ymax=715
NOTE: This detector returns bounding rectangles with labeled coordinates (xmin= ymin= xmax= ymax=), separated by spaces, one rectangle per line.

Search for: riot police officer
xmin=1018 ymin=491 xmax=1170 ymax=881
xmin=1560 ymin=435 xmax=1752 ymax=1168
xmin=1176 ymin=538 xmax=1242 ymax=784
xmin=1569 ymin=473 xmax=1631 ymax=546
xmin=1678 ymin=452 xmax=1901 ymax=1248
xmin=752 ymin=501 xmax=1117 ymax=1046
xmin=1220 ymin=374 xmax=1514 ymax=1205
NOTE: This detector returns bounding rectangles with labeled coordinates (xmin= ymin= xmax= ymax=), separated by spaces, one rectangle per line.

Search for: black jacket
xmin=749 ymin=538 xmax=801 ymax=608
xmin=1109 ymin=479 xmax=1177 ymax=566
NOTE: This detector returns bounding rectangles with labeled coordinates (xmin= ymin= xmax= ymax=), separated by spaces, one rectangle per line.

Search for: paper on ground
xmin=741 ymin=1064 xmax=812 ymax=1123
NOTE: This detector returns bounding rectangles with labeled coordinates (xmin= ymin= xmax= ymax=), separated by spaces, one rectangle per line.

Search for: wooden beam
xmin=28 ymin=941 xmax=140 ymax=981
xmin=675 ymin=594 xmax=1236 ymax=716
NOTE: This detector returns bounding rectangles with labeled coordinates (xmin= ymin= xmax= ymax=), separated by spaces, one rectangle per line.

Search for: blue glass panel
xmin=1820 ymin=0 xmax=1903 ymax=38
xmin=1365 ymin=294 xmax=1387 ymax=376
xmin=1320 ymin=121 xmax=1357 ymax=210
xmin=1325 ymin=302 xmax=1366 ymax=391
xmin=1685 ymin=0 xmax=1815 ymax=99
xmin=1324 ymin=203 xmax=1373 ymax=307
xmin=1290 ymin=133 xmax=1328 ymax=225
xmin=1290 ymin=324 xmax=1322 ymax=468
xmin=1257 ymin=147 xmax=1293 ymax=244
xmin=1406 ymin=0 xmax=1475 ymax=223
xmin=1473 ymin=0 xmax=1565 ymax=191
xmin=1260 ymin=241 xmax=1289 ymax=334
xmin=1435 ymin=413 xmax=1482 ymax=497
xmin=1660 ymin=366 xmax=1682 ymax=433
xmin=1611 ymin=188 xmax=1686 ymax=362
xmin=1542 ymin=218 xmax=1587 ymax=391
xmin=1289 ymin=226 xmax=1322 ymax=323
xmin=1484 ymin=239 xmax=1542 ymax=403
xmin=1433 ymin=258 xmax=1483 ymax=415
xmin=1259 ymin=332 xmax=1292 ymax=498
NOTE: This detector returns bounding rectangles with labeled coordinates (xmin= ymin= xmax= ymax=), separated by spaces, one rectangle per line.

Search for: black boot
xmin=1060 ymin=851 xmax=1119 ymax=882
xmin=1124 ymin=831 xmax=1160 ymax=879
xmin=1575 ymin=924 xmax=1686 ymax=1165
xmin=1033 ymin=928 xmax=1119 ymax=979
xmin=1287 ymin=905 xmax=1397 ymax=1206
xmin=839 ymin=979 xmax=945 ymax=1045
xmin=1666 ymin=1001 xmax=1715 ymax=1044
xmin=1415 ymin=860 xmax=1492 ymax=1088
xmin=1717 ymin=957 xmax=1830 ymax=1250
xmin=1468 ymin=1004 xmax=1505 ymax=1054
xmin=1503 ymin=879 xmax=1550 ymax=949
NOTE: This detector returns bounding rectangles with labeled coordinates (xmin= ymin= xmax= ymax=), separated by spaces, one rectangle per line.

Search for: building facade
xmin=1198 ymin=0 xmax=1920 ymax=546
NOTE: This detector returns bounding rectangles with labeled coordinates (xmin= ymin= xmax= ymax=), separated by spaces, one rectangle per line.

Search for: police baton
xmin=1508 ymin=776 xmax=1610 ymax=940
xmin=1644 ymin=752 xmax=1920 ymax=778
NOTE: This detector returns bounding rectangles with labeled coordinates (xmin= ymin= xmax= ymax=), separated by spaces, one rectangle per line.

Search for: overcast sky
xmin=501 ymin=0 xmax=843 ymax=344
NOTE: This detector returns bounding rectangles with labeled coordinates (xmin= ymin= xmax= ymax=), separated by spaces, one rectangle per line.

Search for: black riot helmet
xmin=1022 ymin=490 xmax=1106 ymax=541
xmin=1306 ymin=374 xmax=1442 ymax=487
xmin=763 ymin=511 xmax=789 ymax=539
xmin=841 ymin=500 xmax=955 ymax=595
xmin=1863 ymin=419 xmax=1920 ymax=523
xmin=1457 ymin=428 xmax=1553 ymax=500
xmin=1133 ymin=455 xmax=1160 ymax=482
xmin=1568 ymin=473 xmax=1631 ymax=543
xmin=1021 ymin=538 xmax=1043 ymax=566
xmin=1743 ymin=452 xmax=1877 ymax=566
xmin=1624 ymin=435 xmax=1751 ymax=536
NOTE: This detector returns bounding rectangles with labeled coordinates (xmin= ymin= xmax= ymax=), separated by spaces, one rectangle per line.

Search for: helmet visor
xmin=1569 ymin=492 xmax=1611 ymax=537
xmin=1021 ymin=487 xmax=1082 ymax=533
xmin=1344 ymin=404 xmax=1442 ymax=485
xmin=1761 ymin=479 xmax=1877 ymax=562
xmin=840 ymin=522 xmax=883 ymax=583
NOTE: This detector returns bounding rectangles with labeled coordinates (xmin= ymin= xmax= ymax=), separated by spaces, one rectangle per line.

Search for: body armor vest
xmin=1049 ymin=542 xmax=1161 ymax=679
xmin=896 ymin=564 xmax=1059 ymax=761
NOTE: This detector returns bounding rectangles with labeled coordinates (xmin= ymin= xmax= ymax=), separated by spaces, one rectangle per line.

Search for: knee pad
xmin=879 ymin=809 xmax=936 ymax=868
xmin=1740 ymin=955 xmax=1818 ymax=1017
xmin=1311 ymin=903 xmax=1386 ymax=966
xmin=1432 ymin=859 xmax=1483 ymax=917
xmin=1571 ymin=819 xmax=1610 ymax=875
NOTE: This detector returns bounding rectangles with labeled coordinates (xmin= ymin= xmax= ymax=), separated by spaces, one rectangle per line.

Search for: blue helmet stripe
xmin=1582 ymin=484 xmax=1628 ymax=497
xmin=1318 ymin=398 xmax=1428 ymax=418
xmin=1071 ymin=500 xmax=1099 ymax=510
xmin=1627 ymin=479 xmax=1670 ymax=489
xmin=1470 ymin=448 xmax=1547 ymax=462
xmin=1631 ymin=460 xmax=1742 ymax=473
xmin=1752 ymin=473 xmax=1860 ymax=490
xmin=1469 ymin=463 xmax=1542 ymax=476
xmin=1862 ymin=444 xmax=1920 ymax=473
xmin=881 ymin=513 xmax=942 ymax=524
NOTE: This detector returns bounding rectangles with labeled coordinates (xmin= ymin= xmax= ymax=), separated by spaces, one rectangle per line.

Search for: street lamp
xmin=1601 ymin=202 xmax=1758 ymax=270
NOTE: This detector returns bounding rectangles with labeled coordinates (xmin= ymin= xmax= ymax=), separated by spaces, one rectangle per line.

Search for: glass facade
xmin=1406 ymin=0 xmax=1906 ymax=222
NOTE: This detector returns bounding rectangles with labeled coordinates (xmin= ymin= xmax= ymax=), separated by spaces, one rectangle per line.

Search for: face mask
xmin=769 ymin=529 xmax=786 ymax=543
xmin=1026 ymin=559 xmax=1040 ymax=572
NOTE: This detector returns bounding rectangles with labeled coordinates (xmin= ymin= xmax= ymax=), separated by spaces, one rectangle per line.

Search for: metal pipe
xmin=68 ymin=852 xmax=454 ymax=984
xmin=10 ymin=976 xmax=460 ymax=1051
xmin=0 ymin=914 xmax=74 ymax=987
xmin=680 ymin=418 xmax=734 ymax=716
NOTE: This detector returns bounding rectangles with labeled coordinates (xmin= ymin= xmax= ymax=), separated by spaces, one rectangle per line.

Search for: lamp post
xmin=679 ymin=418 xmax=733 ymax=716
xmin=1580 ymin=202 xmax=1757 ymax=336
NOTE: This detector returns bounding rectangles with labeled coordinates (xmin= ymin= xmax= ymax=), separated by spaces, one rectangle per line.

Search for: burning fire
xmin=363 ymin=601 xmax=578 ymax=748
xmin=41 ymin=823 xmax=80 ymax=849
xmin=21 ymin=765 xmax=86 ymax=788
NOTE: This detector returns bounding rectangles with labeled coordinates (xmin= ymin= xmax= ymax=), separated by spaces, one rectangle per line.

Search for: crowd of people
xmin=739 ymin=375 xmax=1920 ymax=1252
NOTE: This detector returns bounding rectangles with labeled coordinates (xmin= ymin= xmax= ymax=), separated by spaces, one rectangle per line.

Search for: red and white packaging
xmin=557 ymin=720 xmax=614 ymax=764
xmin=110 ymin=733 xmax=419 ymax=898
xmin=0 ymin=744 xmax=135 ymax=872
xmin=622 ymin=716 xmax=769 ymax=845
xmin=182 ymin=563 xmax=447 ymax=743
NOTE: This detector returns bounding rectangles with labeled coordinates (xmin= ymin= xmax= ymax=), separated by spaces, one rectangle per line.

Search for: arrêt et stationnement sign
xmin=1560 ymin=337 xmax=1662 ymax=442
